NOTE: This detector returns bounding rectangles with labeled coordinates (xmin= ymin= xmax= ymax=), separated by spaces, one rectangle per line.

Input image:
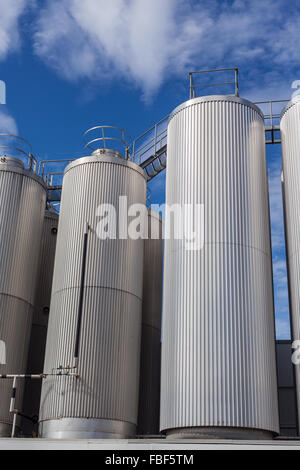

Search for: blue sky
xmin=1 ymin=0 xmax=300 ymax=338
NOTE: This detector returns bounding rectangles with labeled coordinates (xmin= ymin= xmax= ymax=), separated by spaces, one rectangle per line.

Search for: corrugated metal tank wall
xmin=137 ymin=210 xmax=163 ymax=435
xmin=160 ymin=95 xmax=279 ymax=438
xmin=0 ymin=158 xmax=46 ymax=437
xmin=22 ymin=209 xmax=59 ymax=436
xmin=39 ymin=150 xmax=146 ymax=438
xmin=280 ymin=95 xmax=300 ymax=435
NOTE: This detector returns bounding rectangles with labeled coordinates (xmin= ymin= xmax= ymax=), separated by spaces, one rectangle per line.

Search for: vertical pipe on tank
xmin=160 ymin=95 xmax=279 ymax=439
xmin=22 ymin=209 xmax=59 ymax=436
xmin=0 ymin=158 xmax=46 ymax=437
xmin=280 ymin=95 xmax=300 ymax=435
xmin=137 ymin=210 xmax=163 ymax=435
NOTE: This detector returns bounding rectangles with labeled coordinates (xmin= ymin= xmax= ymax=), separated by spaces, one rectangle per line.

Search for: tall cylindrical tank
xmin=0 ymin=156 xmax=46 ymax=437
xmin=160 ymin=95 xmax=279 ymax=439
xmin=137 ymin=210 xmax=163 ymax=435
xmin=39 ymin=149 xmax=146 ymax=438
xmin=280 ymin=95 xmax=300 ymax=435
xmin=22 ymin=209 xmax=59 ymax=436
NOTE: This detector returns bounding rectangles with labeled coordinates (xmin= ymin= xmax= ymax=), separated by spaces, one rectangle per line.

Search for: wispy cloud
xmin=267 ymin=151 xmax=291 ymax=339
xmin=0 ymin=1 xmax=299 ymax=99
xmin=0 ymin=108 xmax=18 ymax=134
xmin=33 ymin=0 xmax=185 ymax=100
xmin=268 ymin=153 xmax=285 ymax=251
xmin=0 ymin=0 xmax=29 ymax=61
xmin=31 ymin=0 xmax=300 ymax=99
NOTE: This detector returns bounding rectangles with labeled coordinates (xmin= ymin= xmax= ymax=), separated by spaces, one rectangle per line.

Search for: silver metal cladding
xmin=39 ymin=152 xmax=146 ymax=439
xmin=22 ymin=210 xmax=59 ymax=436
xmin=137 ymin=210 xmax=163 ymax=435
xmin=280 ymin=96 xmax=300 ymax=435
xmin=0 ymin=159 xmax=46 ymax=437
xmin=160 ymin=95 xmax=279 ymax=438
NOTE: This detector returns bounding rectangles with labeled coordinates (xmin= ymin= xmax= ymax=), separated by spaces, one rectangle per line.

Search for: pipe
xmin=1 ymin=373 xmax=78 ymax=437
xmin=0 ymin=373 xmax=78 ymax=379
xmin=10 ymin=377 xmax=17 ymax=438
xmin=74 ymin=222 xmax=89 ymax=367
xmin=11 ymin=413 xmax=17 ymax=438
xmin=9 ymin=377 xmax=17 ymax=413
xmin=1 ymin=374 xmax=44 ymax=379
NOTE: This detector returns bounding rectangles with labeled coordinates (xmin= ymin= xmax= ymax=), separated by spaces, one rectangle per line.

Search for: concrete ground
xmin=0 ymin=438 xmax=300 ymax=450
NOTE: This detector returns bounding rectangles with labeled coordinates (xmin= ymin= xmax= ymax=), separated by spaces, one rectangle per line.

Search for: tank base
xmin=39 ymin=418 xmax=136 ymax=439
xmin=165 ymin=427 xmax=275 ymax=440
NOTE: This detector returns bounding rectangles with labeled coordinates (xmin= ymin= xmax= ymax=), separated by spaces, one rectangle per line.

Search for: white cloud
xmin=0 ymin=0 xmax=299 ymax=99
xmin=273 ymin=258 xmax=287 ymax=287
xmin=0 ymin=0 xmax=28 ymax=61
xmin=267 ymin=154 xmax=285 ymax=251
xmin=273 ymin=17 xmax=300 ymax=65
xmin=32 ymin=0 xmax=300 ymax=99
xmin=267 ymin=153 xmax=291 ymax=338
xmin=33 ymin=0 xmax=184 ymax=100
xmin=0 ymin=109 xmax=18 ymax=134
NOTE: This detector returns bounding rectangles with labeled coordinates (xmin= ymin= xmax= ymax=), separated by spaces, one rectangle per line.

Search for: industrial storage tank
xmin=0 ymin=136 xmax=46 ymax=437
xmin=280 ymin=95 xmax=300 ymax=435
xmin=22 ymin=208 xmax=59 ymax=436
xmin=39 ymin=128 xmax=146 ymax=438
xmin=160 ymin=95 xmax=279 ymax=438
xmin=137 ymin=210 xmax=163 ymax=435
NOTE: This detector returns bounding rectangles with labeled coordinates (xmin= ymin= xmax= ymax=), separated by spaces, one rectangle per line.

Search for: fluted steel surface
xmin=22 ymin=210 xmax=59 ymax=436
xmin=0 ymin=159 xmax=46 ymax=436
xmin=39 ymin=152 xmax=146 ymax=438
xmin=160 ymin=95 xmax=279 ymax=438
xmin=280 ymin=95 xmax=300 ymax=435
xmin=138 ymin=210 xmax=163 ymax=435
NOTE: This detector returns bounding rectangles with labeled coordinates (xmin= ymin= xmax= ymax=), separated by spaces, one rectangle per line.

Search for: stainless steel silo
xmin=137 ymin=210 xmax=163 ymax=435
xmin=280 ymin=95 xmax=300 ymax=435
xmin=22 ymin=209 xmax=59 ymax=436
xmin=39 ymin=144 xmax=146 ymax=438
xmin=0 ymin=152 xmax=46 ymax=437
xmin=160 ymin=95 xmax=279 ymax=438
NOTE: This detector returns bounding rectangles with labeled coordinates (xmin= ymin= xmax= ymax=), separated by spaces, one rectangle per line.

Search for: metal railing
xmin=37 ymin=95 xmax=291 ymax=199
xmin=38 ymin=158 xmax=76 ymax=181
xmin=189 ymin=68 xmax=239 ymax=99
xmin=254 ymin=100 xmax=289 ymax=144
xmin=254 ymin=100 xmax=289 ymax=127
xmin=131 ymin=114 xmax=168 ymax=181
xmin=38 ymin=158 xmax=77 ymax=201
xmin=132 ymin=114 xmax=169 ymax=166
xmin=0 ymin=134 xmax=37 ymax=172
xmin=84 ymin=125 xmax=132 ymax=160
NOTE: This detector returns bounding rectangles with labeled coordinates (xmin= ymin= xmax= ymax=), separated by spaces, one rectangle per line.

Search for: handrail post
xmin=270 ymin=101 xmax=273 ymax=128
xmin=235 ymin=68 xmax=239 ymax=97
xmin=189 ymin=73 xmax=193 ymax=99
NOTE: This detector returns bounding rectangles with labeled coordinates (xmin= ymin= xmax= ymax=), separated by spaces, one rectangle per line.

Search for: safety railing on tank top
xmin=84 ymin=125 xmax=133 ymax=160
xmin=38 ymin=126 xmax=133 ymax=201
xmin=189 ymin=67 xmax=240 ymax=99
xmin=0 ymin=134 xmax=37 ymax=172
